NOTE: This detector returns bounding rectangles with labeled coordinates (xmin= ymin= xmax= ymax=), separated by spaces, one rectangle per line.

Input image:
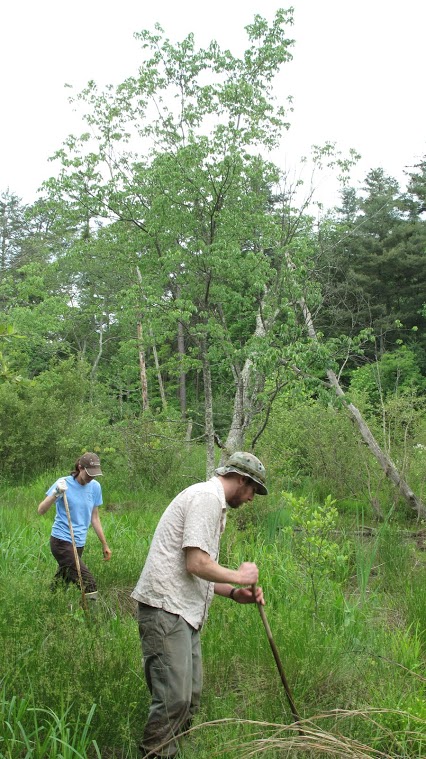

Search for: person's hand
xmin=102 ymin=545 xmax=112 ymax=561
xmin=236 ymin=561 xmax=258 ymax=585
xmin=53 ymin=478 xmax=68 ymax=498
xmin=233 ymin=586 xmax=265 ymax=605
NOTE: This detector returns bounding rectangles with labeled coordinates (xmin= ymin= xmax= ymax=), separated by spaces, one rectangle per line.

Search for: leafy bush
xmin=349 ymin=346 xmax=426 ymax=407
xmin=0 ymin=358 xmax=113 ymax=480
xmin=257 ymin=397 xmax=382 ymax=505
xmin=282 ymin=491 xmax=349 ymax=613
xmin=115 ymin=412 xmax=204 ymax=490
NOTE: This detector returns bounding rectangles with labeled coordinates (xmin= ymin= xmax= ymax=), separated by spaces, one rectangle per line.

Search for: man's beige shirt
xmin=131 ymin=477 xmax=227 ymax=629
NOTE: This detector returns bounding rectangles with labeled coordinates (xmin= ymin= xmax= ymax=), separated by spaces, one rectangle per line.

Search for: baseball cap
xmin=79 ymin=452 xmax=103 ymax=476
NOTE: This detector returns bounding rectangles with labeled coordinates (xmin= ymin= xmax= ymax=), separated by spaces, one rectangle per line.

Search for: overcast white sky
xmin=1 ymin=0 xmax=425 ymax=209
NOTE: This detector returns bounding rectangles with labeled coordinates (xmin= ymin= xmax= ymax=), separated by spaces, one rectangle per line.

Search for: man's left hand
xmin=234 ymin=586 xmax=264 ymax=605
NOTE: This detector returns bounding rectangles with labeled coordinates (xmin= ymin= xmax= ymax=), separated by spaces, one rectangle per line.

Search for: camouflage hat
xmin=215 ymin=451 xmax=268 ymax=495
xmin=79 ymin=452 xmax=103 ymax=476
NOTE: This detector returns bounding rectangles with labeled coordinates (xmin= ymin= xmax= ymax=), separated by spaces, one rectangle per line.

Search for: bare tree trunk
xmin=296 ymin=279 xmax=426 ymax=519
xmin=118 ymin=387 xmax=123 ymax=419
xmin=137 ymin=320 xmax=149 ymax=412
xmin=150 ymin=327 xmax=167 ymax=411
xmin=328 ymin=369 xmax=426 ymax=517
xmin=0 ymin=202 xmax=8 ymax=271
xmin=223 ymin=308 xmax=268 ymax=459
xmin=1 ymin=232 xmax=6 ymax=270
xmin=135 ymin=266 xmax=149 ymax=411
xmin=185 ymin=419 xmax=193 ymax=443
xmin=90 ymin=318 xmax=105 ymax=402
xmin=177 ymin=298 xmax=187 ymax=419
xmin=202 ymin=347 xmax=215 ymax=478
xmin=225 ymin=374 xmax=244 ymax=457
xmin=136 ymin=266 xmax=166 ymax=411
xmin=90 ymin=320 xmax=103 ymax=381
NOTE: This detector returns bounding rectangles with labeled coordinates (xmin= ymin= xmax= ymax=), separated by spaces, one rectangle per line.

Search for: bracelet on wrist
xmin=229 ymin=587 xmax=237 ymax=600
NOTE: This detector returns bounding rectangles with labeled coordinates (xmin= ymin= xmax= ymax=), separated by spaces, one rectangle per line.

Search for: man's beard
xmin=226 ymin=497 xmax=242 ymax=509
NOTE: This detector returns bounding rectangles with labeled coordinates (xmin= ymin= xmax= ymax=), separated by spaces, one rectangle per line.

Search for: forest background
xmin=1 ymin=8 xmax=426 ymax=758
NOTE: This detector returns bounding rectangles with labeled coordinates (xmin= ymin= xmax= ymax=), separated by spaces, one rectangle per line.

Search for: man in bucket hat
xmin=132 ymin=451 xmax=268 ymax=758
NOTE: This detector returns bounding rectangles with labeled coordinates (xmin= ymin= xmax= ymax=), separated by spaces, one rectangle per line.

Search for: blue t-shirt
xmin=47 ymin=475 xmax=103 ymax=547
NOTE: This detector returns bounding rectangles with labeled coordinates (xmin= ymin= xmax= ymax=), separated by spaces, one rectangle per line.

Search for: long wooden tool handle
xmin=252 ymin=584 xmax=303 ymax=733
xmin=63 ymin=491 xmax=88 ymax=612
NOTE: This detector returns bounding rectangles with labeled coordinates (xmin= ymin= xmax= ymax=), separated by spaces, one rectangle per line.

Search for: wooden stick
xmin=252 ymin=584 xmax=303 ymax=734
xmin=63 ymin=491 xmax=88 ymax=612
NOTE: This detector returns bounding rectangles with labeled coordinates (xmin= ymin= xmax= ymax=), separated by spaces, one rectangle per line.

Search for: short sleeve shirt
xmin=131 ymin=477 xmax=227 ymax=629
xmin=48 ymin=475 xmax=103 ymax=547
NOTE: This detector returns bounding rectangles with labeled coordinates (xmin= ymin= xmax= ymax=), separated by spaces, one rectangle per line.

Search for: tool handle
xmin=63 ymin=491 xmax=88 ymax=611
xmin=252 ymin=584 xmax=303 ymax=732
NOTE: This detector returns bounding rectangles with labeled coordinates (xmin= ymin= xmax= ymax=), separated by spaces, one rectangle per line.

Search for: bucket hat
xmin=215 ymin=451 xmax=268 ymax=495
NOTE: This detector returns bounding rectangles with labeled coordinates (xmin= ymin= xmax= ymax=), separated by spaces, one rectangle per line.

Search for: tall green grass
xmin=0 ymin=683 xmax=102 ymax=758
xmin=1 ymin=469 xmax=425 ymax=757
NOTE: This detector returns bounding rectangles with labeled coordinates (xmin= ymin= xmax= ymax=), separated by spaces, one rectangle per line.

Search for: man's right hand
xmin=236 ymin=561 xmax=259 ymax=585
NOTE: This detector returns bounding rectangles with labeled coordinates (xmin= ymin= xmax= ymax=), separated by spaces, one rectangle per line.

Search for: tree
xmin=42 ymin=10 xmax=297 ymax=473
xmin=318 ymin=168 xmax=426 ymax=361
xmin=0 ymin=191 xmax=28 ymax=273
xmin=405 ymin=157 xmax=426 ymax=216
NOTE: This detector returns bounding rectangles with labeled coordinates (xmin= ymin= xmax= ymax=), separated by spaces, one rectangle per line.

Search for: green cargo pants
xmin=137 ymin=603 xmax=202 ymax=758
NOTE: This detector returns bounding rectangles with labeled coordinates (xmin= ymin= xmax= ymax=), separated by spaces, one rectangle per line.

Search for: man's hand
xmin=235 ymin=561 xmax=258 ymax=586
xmin=233 ymin=585 xmax=265 ymax=605
xmin=53 ymin=478 xmax=68 ymax=498
xmin=102 ymin=545 xmax=112 ymax=561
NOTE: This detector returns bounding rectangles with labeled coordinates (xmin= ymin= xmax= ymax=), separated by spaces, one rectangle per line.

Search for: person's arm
xmin=91 ymin=507 xmax=112 ymax=560
xmin=185 ymin=546 xmax=258 ymax=586
xmin=37 ymin=478 xmax=68 ymax=515
xmin=37 ymin=493 xmax=57 ymax=516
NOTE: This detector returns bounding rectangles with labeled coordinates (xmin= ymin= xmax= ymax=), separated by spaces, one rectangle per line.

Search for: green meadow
xmin=1 ymin=449 xmax=425 ymax=758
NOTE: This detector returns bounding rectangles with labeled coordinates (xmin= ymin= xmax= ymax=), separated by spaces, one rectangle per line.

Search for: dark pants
xmin=50 ymin=536 xmax=97 ymax=593
xmin=137 ymin=604 xmax=202 ymax=758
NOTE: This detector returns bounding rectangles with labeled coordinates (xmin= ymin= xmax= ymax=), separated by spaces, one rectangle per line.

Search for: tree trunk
xmin=202 ymin=346 xmax=215 ymax=478
xmin=136 ymin=265 xmax=166 ymax=411
xmin=90 ymin=320 xmax=103 ymax=381
xmin=225 ymin=373 xmax=244 ymax=457
xmin=177 ymin=293 xmax=187 ymax=419
xmin=150 ymin=327 xmax=167 ymax=411
xmin=328 ymin=369 xmax=426 ymax=517
xmin=137 ymin=320 xmax=149 ymax=412
xmin=297 ymin=283 xmax=426 ymax=519
xmin=185 ymin=419 xmax=193 ymax=443
xmin=90 ymin=318 xmax=104 ymax=403
xmin=223 ymin=308 xmax=268 ymax=460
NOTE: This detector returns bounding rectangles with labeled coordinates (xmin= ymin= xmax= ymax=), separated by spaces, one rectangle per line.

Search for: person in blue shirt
xmin=37 ymin=452 xmax=111 ymax=600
